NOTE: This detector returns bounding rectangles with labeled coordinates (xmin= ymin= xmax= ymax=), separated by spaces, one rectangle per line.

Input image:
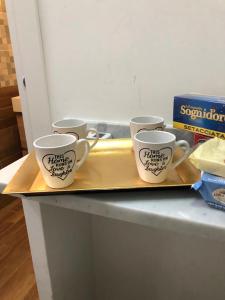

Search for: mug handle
xmin=87 ymin=128 xmax=99 ymax=149
xmin=171 ymin=140 xmax=190 ymax=169
xmin=75 ymin=139 xmax=90 ymax=169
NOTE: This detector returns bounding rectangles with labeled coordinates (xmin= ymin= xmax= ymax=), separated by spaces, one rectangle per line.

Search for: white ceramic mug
xmin=33 ymin=134 xmax=90 ymax=188
xmin=133 ymin=131 xmax=190 ymax=183
xmin=130 ymin=116 xmax=165 ymax=142
xmin=52 ymin=119 xmax=99 ymax=160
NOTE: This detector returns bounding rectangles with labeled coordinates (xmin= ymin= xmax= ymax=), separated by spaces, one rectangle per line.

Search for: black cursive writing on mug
xmin=139 ymin=147 xmax=172 ymax=176
xmin=42 ymin=150 xmax=76 ymax=180
xmin=137 ymin=127 xmax=163 ymax=133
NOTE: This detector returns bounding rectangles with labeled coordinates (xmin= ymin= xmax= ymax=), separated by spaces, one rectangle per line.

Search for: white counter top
xmin=0 ymin=155 xmax=27 ymax=191
xmin=1 ymin=157 xmax=225 ymax=242
xmin=30 ymin=189 xmax=224 ymax=242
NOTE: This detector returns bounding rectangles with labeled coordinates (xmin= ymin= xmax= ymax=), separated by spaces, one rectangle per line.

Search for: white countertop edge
xmin=29 ymin=190 xmax=225 ymax=242
xmin=0 ymin=155 xmax=27 ymax=192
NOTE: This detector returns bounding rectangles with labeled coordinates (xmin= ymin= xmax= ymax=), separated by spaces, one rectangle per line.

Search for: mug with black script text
xmin=33 ymin=134 xmax=90 ymax=188
xmin=52 ymin=119 xmax=99 ymax=161
xmin=130 ymin=116 xmax=165 ymax=145
xmin=133 ymin=131 xmax=190 ymax=183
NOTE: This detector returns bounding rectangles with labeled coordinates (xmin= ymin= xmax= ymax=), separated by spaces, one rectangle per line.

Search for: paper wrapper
xmin=189 ymin=138 xmax=225 ymax=178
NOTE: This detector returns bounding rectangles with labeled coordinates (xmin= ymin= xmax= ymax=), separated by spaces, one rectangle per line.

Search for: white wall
xmin=37 ymin=0 xmax=225 ymax=124
xmin=6 ymin=0 xmax=52 ymax=146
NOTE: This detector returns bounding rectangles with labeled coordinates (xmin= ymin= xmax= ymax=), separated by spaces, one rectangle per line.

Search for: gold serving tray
xmin=3 ymin=138 xmax=200 ymax=195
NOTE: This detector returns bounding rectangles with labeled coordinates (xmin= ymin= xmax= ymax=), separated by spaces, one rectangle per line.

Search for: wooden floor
xmin=0 ymin=195 xmax=39 ymax=300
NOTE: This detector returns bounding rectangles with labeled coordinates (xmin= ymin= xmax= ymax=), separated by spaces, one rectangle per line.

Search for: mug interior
xmin=135 ymin=130 xmax=175 ymax=144
xmin=53 ymin=118 xmax=85 ymax=128
xmin=34 ymin=134 xmax=76 ymax=149
xmin=131 ymin=116 xmax=164 ymax=124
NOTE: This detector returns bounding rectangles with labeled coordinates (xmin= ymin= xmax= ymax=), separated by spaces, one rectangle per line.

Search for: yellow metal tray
xmin=3 ymin=138 xmax=200 ymax=195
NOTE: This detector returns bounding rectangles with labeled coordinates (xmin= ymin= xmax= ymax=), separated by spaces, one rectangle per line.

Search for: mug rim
xmin=134 ymin=130 xmax=176 ymax=144
xmin=130 ymin=115 xmax=164 ymax=125
xmin=33 ymin=134 xmax=77 ymax=149
xmin=52 ymin=118 xmax=86 ymax=128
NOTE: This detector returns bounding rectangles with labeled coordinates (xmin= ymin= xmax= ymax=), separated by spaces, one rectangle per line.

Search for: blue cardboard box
xmin=173 ymin=94 xmax=225 ymax=139
xmin=193 ymin=172 xmax=225 ymax=212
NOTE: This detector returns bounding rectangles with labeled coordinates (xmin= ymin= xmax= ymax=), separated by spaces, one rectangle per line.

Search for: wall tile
xmin=0 ymin=0 xmax=6 ymax=12
xmin=0 ymin=0 xmax=17 ymax=88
